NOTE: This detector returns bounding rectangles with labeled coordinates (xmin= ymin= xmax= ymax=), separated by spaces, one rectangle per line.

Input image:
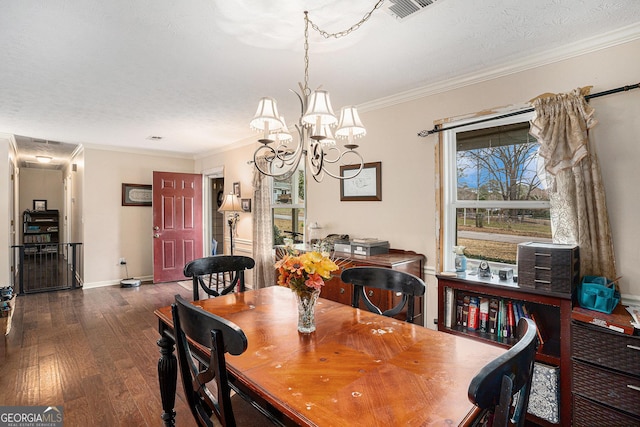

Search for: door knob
xmin=153 ymin=226 xmax=159 ymax=231
xmin=154 ymin=233 xmax=160 ymax=238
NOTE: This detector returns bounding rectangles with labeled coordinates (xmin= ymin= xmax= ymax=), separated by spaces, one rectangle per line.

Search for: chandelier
xmin=250 ymin=2 xmax=384 ymax=182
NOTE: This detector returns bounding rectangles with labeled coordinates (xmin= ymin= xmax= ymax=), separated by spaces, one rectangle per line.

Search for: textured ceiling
xmin=1 ymin=0 xmax=640 ymax=166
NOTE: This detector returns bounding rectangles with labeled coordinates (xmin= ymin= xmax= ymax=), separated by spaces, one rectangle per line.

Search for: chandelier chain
xmin=306 ymin=0 xmax=385 ymax=39
xmin=303 ymin=1 xmax=384 ymax=93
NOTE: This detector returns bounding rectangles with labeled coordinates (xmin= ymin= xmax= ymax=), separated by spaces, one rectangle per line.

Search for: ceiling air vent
xmin=384 ymin=0 xmax=443 ymax=21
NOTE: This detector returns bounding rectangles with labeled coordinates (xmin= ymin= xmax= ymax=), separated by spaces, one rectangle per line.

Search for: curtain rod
xmin=417 ymin=82 xmax=640 ymax=137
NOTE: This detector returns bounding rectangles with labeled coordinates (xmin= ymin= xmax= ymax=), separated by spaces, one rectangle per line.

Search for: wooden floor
xmin=0 ymin=282 xmax=196 ymax=426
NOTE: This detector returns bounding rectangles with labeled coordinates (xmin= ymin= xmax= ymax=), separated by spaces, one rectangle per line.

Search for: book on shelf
xmin=513 ymin=300 xmax=521 ymax=325
xmin=506 ymin=300 xmax=516 ymax=338
xmin=529 ymin=312 xmax=546 ymax=345
xmin=456 ymin=293 xmax=464 ymax=326
xmin=468 ymin=296 xmax=480 ymax=331
xmin=488 ymin=299 xmax=499 ymax=334
xmin=462 ymin=295 xmax=470 ymax=328
xmin=479 ymin=297 xmax=489 ymax=333
xmin=444 ymin=287 xmax=455 ymax=328
xmin=499 ymin=300 xmax=507 ymax=338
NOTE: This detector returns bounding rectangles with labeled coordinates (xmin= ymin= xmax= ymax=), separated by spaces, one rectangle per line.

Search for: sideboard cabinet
xmin=278 ymin=247 xmax=426 ymax=325
xmin=437 ymin=274 xmax=573 ymax=426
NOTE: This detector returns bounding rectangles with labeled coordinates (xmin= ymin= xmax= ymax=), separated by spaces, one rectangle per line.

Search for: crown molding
xmin=359 ymin=22 xmax=640 ymax=112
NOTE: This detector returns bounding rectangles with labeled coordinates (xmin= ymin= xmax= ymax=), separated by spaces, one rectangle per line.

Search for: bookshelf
xmin=22 ymin=210 xmax=60 ymax=255
xmin=437 ymin=274 xmax=573 ymax=426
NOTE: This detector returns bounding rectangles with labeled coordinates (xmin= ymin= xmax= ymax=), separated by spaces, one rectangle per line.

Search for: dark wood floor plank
xmin=0 ymin=282 xmax=194 ymax=426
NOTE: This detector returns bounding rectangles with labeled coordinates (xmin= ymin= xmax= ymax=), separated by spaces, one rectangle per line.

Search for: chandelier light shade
xmin=314 ymin=124 xmax=336 ymax=146
xmin=336 ymin=106 xmax=366 ymax=146
xmin=251 ymin=4 xmax=384 ymax=181
xmin=270 ymin=116 xmax=293 ymax=143
xmin=250 ymin=97 xmax=283 ymax=143
xmin=302 ymin=90 xmax=338 ymax=129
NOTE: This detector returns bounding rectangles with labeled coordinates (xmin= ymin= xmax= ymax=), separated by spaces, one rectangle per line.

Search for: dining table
xmin=155 ymin=286 xmax=506 ymax=426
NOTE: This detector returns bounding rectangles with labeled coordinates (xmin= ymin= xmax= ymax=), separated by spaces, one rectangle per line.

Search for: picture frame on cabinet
xmin=33 ymin=199 xmax=47 ymax=211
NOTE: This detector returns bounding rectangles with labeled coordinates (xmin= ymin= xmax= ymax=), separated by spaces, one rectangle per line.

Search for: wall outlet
xmin=119 ymin=258 xmax=126 ymax=265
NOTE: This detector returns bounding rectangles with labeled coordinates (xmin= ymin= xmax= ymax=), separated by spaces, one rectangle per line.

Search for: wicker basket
xmin=572 ymin=322 xmax=640 ymax=376
xmin=572 ymin=360 xmax=640 ymax=417
xmin=573 ymin=395 xmax=640 ymax=426
xmin=517 ymin=242 xmax=579 ymax=295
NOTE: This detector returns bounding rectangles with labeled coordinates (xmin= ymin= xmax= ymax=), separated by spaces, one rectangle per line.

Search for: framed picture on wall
xmin=340 ymin=161 xmax=382 ymax=201
xmin=33 ymin=199 xmax=47 ymax=211
xmin=241 ymin=198 xmax=251 ymax=212
xmin=122 ymin=183 xmax=152 ymax=206
xmin=233 ymin=182 xmax=241 ymax=197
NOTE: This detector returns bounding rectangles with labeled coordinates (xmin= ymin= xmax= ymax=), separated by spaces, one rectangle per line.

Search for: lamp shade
xmin=312 ymin=124 xmax=336 ymax=146
xmin=218 ymin=193 xmax=242 ymax=213
xmin=270 ymin=115 xmax=293 ymax=142
xmin=302 ymin=90 xmax=337 ymax=127
xmin=335 ymin=106 xmax=366 ymax=139
xmin=250 ymin=97 xmax=283 ymax=132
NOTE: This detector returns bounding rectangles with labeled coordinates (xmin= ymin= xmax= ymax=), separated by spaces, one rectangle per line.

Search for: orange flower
xmin=305 ymin=273 xmax=325 ymax=291
xmin=275 ymin=251 xmax=338 ymax=295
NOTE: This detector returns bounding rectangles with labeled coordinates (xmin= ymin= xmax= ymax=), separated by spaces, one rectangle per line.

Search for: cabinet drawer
xmin=572 ymin=322 xmax=640 ymax=376
xmin=573 ymin=360 xmax=640 ymax=417
xmin=573 ymin=395 xmax=640 ymax=427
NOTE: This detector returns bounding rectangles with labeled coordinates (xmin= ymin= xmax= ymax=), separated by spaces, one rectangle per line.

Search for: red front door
xmin=153 ymin=171 xmax=203 ymax=283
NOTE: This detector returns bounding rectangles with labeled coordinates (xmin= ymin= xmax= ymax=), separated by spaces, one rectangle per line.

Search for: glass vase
xmin=296 ymin=289 xmax=320 ymax=333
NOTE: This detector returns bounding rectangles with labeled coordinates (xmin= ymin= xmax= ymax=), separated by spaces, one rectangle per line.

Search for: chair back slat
xmin=340 ymin=266 xmax=426 ymax=322
xmin=184 ymin=255 xmax=255 ymax=300
xmin=172 ymin=294 xmax=249 ymax=427
xmin=467 ymin=317 xmax=539 ymax=427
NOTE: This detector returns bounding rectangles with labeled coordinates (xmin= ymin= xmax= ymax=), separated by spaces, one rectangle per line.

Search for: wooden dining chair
xmin=184 ymin=255 xmax=255 ymax=301
xmin=172 ymin=294 xmax=278 ymax=427
xmin=461 ymin=317 xmax=539 ymax=427
xmin=340 ymin=266 xmax=426 ymax=322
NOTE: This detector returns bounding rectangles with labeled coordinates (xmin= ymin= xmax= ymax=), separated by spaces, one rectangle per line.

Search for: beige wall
xmin=18 ymin=168 xmax=64 ymax=224
xmin=198 ymin=39 xmax=640 ymax=326
xmin=82 ymin=147 xmax=194 ymax=287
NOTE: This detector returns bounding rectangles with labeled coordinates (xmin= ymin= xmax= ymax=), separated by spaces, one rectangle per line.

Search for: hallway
xmin=0 ymin=282 xmax=194 ymax=426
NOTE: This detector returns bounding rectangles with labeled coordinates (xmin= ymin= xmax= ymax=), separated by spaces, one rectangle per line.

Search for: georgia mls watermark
xmin=0 ymin=406 xmax=63 ymax=427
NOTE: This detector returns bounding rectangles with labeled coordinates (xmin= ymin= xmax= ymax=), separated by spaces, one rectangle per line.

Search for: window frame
xmin=271 ymin=166 xmax=306 ymax=246
xmin=439 ymin=110 xmax=549 ymax=272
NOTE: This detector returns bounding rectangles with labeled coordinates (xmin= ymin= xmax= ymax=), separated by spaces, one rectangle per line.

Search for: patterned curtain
xmin=252 ymin=157 xmax=275 ymax=288
xmin=530 ymin=88 xmax=617 ymax=279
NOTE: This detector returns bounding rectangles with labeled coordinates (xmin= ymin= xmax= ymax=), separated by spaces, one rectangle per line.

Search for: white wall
xmin=197 ymin=39 xmax=640 ymax=326
xmin=0 ymin=134 xmax=15 ymax=285
xmin=82 ymin=147 xmax=194 ymax=287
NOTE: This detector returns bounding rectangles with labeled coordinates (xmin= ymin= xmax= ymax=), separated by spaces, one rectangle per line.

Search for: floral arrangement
xmin=275 ymin=251 xmax=339 ymax=296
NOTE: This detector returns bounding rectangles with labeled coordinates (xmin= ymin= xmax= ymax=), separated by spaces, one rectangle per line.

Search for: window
xmin=272 ymin=168 xmax=305 ymax=246
xmin=440 ymin=112 xmax=551 ymax=272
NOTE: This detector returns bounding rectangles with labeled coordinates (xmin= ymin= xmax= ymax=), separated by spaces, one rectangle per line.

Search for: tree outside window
xmin=442 ymin=114 xmax=551 ymax=270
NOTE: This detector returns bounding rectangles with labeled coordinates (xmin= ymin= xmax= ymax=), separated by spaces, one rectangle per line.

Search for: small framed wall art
xmin=340 ymin=161 xmax=382 ymax=201
xmin=233 ymin=182 xmax=241 ymax=197
xmin=122 ymin=183 xmax=152 ymax=206
xmin=241 ymin=198 xmax=252 ymax=212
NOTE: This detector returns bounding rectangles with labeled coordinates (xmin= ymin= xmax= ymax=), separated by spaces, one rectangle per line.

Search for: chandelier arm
xmin=306 ymin=0 xmax=385 ymax=39
xmin=319 ymin=151 xmax=365 ymax=181
xmin=307 ymin=141 xmax=325 ymax=178
xmin=254 ymin=144 xmax=303 ymax=180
